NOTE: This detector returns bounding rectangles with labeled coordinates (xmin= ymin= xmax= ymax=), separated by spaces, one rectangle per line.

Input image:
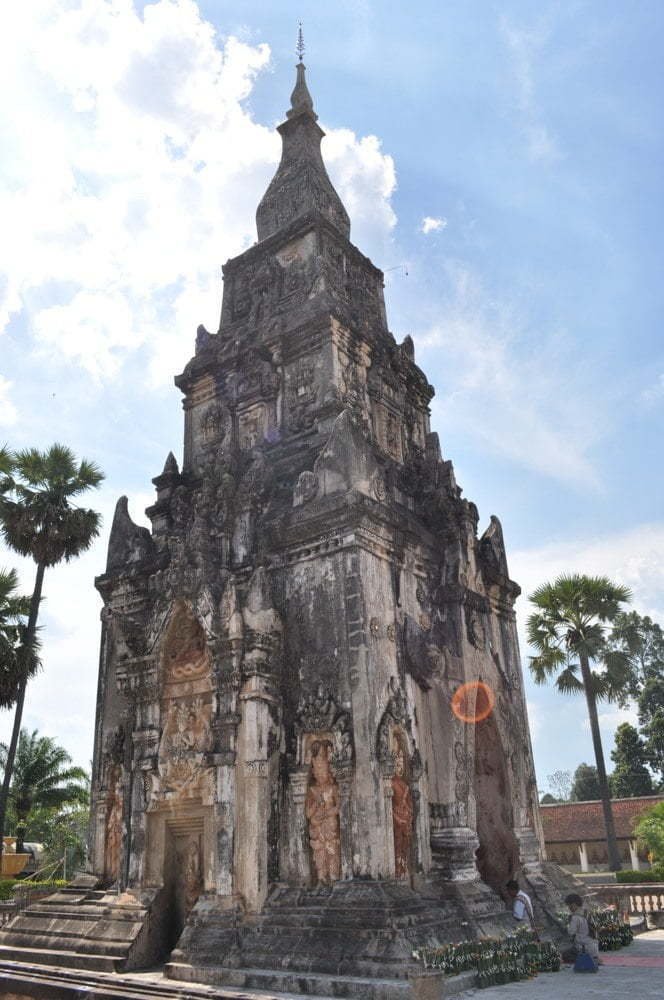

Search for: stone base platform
xmin=0 ymin=957 xmax=475 ymax=1000
xmin=167 ymin=878 xmax=512 ymax=997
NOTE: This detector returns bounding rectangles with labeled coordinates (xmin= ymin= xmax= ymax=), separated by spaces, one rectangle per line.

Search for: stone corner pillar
xmin=516 ymin=825 xmax=541 ymax=867
xmin=429 ymin=802 xmax=480 ymax=882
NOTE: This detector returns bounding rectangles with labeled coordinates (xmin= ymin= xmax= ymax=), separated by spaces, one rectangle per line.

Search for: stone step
xmin=0 ymin=944 xmax=122 ymax=973
xmin=253 ymin=909 xmax=461 ymax=931
xmin=0 ymin=929 xmax=131 ymax=958
xmin=0 ymin=959 xmax=342 ymax=999
xmin=167 ymin=961 xmax=416 ymax=999
xmin=26 ymin=903 xmax=148 ymax=922
xmin=6 ymin=914 xmax=143 ymax=946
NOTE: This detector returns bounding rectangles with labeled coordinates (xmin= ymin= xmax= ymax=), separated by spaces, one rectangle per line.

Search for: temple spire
xmin=255 ymin=54 xmax=350 ymax=242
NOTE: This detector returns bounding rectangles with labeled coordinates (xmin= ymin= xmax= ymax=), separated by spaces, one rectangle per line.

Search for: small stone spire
xmin=287 ymin=61 xmax=315 ymax=119
xmin=161 ymin=451 xmax=179 ymax=476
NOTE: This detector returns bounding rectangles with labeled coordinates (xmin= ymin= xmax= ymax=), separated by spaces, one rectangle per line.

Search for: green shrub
xmin=616 ymin=865 xmax=664 ymax=883
xmin=0 ymin=879 xmax=66 ymax=901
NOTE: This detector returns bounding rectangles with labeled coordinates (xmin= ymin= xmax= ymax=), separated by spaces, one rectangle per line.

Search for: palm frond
xmin=555 ymin=666 xmax=585 ymax=694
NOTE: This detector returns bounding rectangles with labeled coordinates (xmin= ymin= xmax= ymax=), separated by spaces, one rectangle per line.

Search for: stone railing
xmin=0 ymin=902 xmax=16 ymax=926
xmin=588 ymin=883 xmax=664 ymax=928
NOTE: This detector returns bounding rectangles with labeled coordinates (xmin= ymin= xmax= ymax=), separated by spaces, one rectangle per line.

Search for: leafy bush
xmin=634 ymin=801 xmax=664 ymax=863
xmin=616 ymin=863 xmax=664 ymax=883
xmin=0 ymin=879 xmax=66 ymax=901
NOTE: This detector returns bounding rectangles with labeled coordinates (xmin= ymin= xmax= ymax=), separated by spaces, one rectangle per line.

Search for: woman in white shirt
xmin=562 ymin=893 xmax=600 ymax=965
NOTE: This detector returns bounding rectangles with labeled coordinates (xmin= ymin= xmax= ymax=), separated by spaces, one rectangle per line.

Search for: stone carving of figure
xmin=391 ymin=742 xmax=414 ymax=878
xmin=104 ymin=766 xmax=123 ymax=881
xmin=182 ymin=838 xmax=203 ymax=914
xmin=305 ymin=740 xmax=341 ymax=885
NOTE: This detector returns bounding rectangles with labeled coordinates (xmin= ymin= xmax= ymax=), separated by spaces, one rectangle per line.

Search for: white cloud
xmin=526 ymin=699 xmax=542 ymax=737
xmin=0 ymin=376 xmax=17 ymax=426
xmin=417 ymin=262 xmax=602 ymax=488
xmin=0 ymin=0 xmax=397 ymax=387
xmin=324 ymin=128 xmax=397 ymax=250
xmin=640 ymin=373 xmax=664 ymax=407
xmin=511 ymin=522 xmax=664 ymax=629
xmin=590 ymin=708 xmax=639 ymax=735
xmin=500 ymin=16 xmax=561 ymax=164
xmin=420 ymin=216 xmax=447 ymax=235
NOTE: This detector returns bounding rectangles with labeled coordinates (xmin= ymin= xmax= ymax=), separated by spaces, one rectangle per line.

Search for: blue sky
xmin=0 ymin=1 xmax=662 ymax=796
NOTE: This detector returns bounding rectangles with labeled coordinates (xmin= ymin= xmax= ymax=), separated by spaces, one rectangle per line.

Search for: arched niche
xmin=473 ymin=709 xmax=519 ymax=890
xmin=161 ymin=600 xmax=210 ymax=684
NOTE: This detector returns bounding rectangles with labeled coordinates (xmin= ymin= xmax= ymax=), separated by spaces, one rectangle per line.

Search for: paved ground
xmin=459 ymin=929 xmax=664 ymax=999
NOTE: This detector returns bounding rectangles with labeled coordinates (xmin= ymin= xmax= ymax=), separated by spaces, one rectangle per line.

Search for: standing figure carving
xmin=181 ymin=838 xmax=203 ymax=915
xmin=305 ymin=740 xmax=341 ymax=885
xmin=104 ymin=765 xmax=123 ymax=882
xmin=391 ymin=739 xmax=414 ymax=878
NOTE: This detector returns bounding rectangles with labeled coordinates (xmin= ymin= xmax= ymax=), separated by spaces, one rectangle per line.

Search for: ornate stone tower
xmin=77 ymin=60 xmax=564 ymax=992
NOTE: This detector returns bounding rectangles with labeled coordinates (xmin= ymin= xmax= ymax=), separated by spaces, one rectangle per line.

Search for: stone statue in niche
xmin=305 ymin=740 xmax=341 ymax=885
xmin=391 ymin=735 xmax=414 ymax=878
xmin=180 ymin=838 xmax=203 ymax=915
xmin=104 ymin=764 xmax=123 ymax=882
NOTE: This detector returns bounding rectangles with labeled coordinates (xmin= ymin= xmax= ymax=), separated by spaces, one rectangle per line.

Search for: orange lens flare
xmin=450 ymin=681 xmax=495 ymax=724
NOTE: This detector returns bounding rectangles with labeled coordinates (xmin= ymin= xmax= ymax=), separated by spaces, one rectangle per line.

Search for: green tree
xmin=527 ymin=574 xmax=633 ymax=870
xmin=29 ymin=804 xmax=90 ymax=875
xmin=570 ymin=762 xmax=601 ymax=801
xmin=0 ymin=568 xmax=38 ymax=710
xmin=609 ymin=612 xmax=664 ymax=698
xmin=0 ymin=444 xmax=103 ymax=857
xmin=0 ymin=730 xmax=89 ymax=853
xmin=634 ymin=800 xmax=664 ymax=863
xmin=610 ymin=723 xmax=653 ymax=798
xmin=642 ymin=711 xmax=664 ymax=789
xmin=539 ymin=793 xmax=559 ymax=804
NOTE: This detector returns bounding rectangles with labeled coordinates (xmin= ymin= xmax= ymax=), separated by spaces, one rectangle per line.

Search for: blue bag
xmin=573 ymin=949 xmax=597 ymax=973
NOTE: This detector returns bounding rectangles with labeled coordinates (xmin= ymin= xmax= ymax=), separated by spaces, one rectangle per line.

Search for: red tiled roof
xmin=540 ymin=796 xmax=664 ymax=843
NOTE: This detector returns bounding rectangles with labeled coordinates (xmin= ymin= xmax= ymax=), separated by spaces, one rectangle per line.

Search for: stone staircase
xmin=0 ymin=875 xmax=164 ymax=973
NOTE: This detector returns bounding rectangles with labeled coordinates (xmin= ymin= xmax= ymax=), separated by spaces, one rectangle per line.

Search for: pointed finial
xmin=296 ymin=22 xmax=305 ymax=63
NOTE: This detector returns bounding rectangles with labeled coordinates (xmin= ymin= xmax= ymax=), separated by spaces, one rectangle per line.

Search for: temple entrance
xmin=144 ymin=804 xmax=212 ymax=956
xmin=163 ymin=818 xmax=204 ymax=950
xmin=473 ymin=713 xmax=519 ymax=890
xmin=164 ymin=823 xmax=203 ymax=951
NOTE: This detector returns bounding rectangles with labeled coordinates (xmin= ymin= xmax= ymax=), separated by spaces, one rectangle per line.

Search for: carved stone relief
xmin=238 ymin=405 xmax=266 ymax=450
xmin=295 ymin=685 xmax=353 ymax=767
xmin=377 ymin=682 xmax=415 ymax=767
xmin=104 ymin=764 xmax=123 ymax=882
xmin=391 ymin=732 xmax=414 ymax=878
xmin=178 ymin=837 xmax=203 ymax=915
xmin=305 ymin=740 xmax=341 ymax=885
xmin=163 ymin=602 xmax=209 ymax=681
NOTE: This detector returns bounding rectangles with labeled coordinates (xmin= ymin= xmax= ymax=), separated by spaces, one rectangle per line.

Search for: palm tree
xmin=0 ymin=568 xmax=38 ymax=710
xmin=527 ymin=574 xmax=632 ymax=871
xmin=0 ymin=444 xmax=103 ymax=858
xmin=0 ymin=729 xmax=89 ymax=853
